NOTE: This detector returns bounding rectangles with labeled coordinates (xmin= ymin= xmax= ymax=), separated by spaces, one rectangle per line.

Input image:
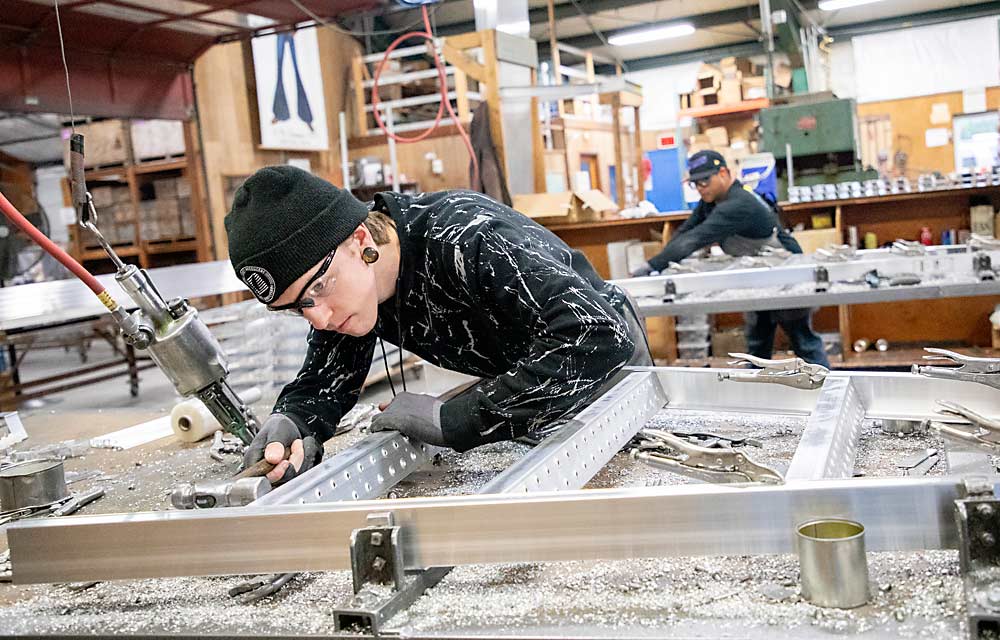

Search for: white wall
xmin=849 ymin=16 xmax=1000 ymax=104
xmin=626 ymin=62 xmax=702 ymax=130
xmin=34 ymin=165 xmax=70 ymax=245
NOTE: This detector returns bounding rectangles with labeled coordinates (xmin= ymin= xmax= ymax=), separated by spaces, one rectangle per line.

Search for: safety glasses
xmin=266 ymin=249 xmax=337 ymax=316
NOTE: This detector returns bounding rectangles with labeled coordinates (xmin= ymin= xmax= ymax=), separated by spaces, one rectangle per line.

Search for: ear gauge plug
xmin=362 ymin=247 xmax=380 ymax=264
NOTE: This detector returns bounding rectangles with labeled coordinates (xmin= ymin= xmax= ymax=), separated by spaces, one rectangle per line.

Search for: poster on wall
xmin=250 ymin=27 xmax=329 ymax=151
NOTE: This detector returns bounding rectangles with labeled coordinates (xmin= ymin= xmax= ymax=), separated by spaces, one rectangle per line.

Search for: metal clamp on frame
xmin=924 ymin=401 xmax=1000 ymax=454
xmin=814 ymin=266 xmax=830 ymax=293
xmin=718 ymin=352 xmax=829 ymax=390
xmin=975 ymin=254 xmax=996 ymax=281
xmin=663 ymin=278 xmax=677 ymax=303
xmin=913 ymin=348 xmax=1000 ymax=392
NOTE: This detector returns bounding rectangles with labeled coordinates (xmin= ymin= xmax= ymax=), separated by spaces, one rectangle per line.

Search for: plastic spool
xmin=170 ymin=387 xmax=262 ymax=443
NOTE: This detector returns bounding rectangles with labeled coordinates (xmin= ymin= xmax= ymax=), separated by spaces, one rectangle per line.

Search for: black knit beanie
xmin=225 ymin=166 xmax=370 ymax=303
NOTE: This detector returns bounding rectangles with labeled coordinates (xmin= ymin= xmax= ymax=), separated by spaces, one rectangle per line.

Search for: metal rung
xmin=360 ymin=41 xmax=441 ymax=64
xmin=366 ymin=91 xmax=483 ymax=113
xmin=362 ymin=66 xmax=455 ymax=89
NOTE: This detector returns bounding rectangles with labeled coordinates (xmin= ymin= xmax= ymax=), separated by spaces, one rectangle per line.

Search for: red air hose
xmin=370 ymin=5 xmax=480 ymax=187
xmin=0 ymin=189 xmax=118 ymax=310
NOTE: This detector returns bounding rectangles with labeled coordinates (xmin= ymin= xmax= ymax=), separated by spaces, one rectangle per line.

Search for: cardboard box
xmin=720 ymin=57 xmax=754 ymax=77
xmin=718 ymin=78 xmax=743 ymax=105
xmin=513 ymin=189 xmax=619 ymax=224
xmin=179 ymin=197 xmax=196 ymax=237
xmin=792 ymin=228 xmax=842 ymax=254
xmin=705 ymin=126 xmax=729 ymax=147
xmin=61 ymin=119 xmax=128 ymax=169
xmin=742 ymin=76 xmax=767 ymax=99
xmin=678 ymin=93 xmax=694 ymax=110
xmin=696 ymin=64 xmax=721 ymax=93
xmin=774 ymin=63 xmax=793 ymax=89
xmin=972 ymin=205 xmax=995 ymax=237
xmin=153 ymin=177 xmax=178 ymax=199
xmin=90 ymin=186 xmax=114 ymax=208
xmin=712 ymin=327 xmax=747 ymax=358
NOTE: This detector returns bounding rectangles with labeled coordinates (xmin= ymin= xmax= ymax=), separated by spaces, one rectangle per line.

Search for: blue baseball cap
xmin=687 ymin=150 xmax=727 ymax=181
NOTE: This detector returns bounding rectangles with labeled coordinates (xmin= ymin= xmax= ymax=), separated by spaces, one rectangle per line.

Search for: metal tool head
xmin=170 ymin=477 xmax=270 ymax=509
xmin=924 ymin=400 xmax=1000 ymax=452
xmin=913 ymin=349 xmax=1000 ymax=392
xmin=719 ymin=353 xmax=828 ymax=390
xmin=631 ymin=429 xmax=783 ymax=484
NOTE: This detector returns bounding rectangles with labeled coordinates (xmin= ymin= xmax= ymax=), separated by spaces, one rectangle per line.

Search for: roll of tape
xmin=171 ymin=399 xmax=219 ymax=443
xmin=170 ymin=387 xmax=263 ymax=443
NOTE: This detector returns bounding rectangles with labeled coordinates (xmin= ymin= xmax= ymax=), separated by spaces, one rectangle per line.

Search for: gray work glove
xmin=242 ymin=414 xmax=323 ymax=486
xmin=630 ymin=261 xmax=654 ymax=278
xmin=370 ymin=392 xmax=446 ymax=446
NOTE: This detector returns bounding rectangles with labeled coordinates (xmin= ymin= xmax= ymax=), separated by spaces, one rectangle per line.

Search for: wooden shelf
xmin=78 ymin=246 xmax=141 ymax=261
xmin=545 ymin=212 xmax=689 ymax=232
xmin=133 ymin=159 xmax=187 ymax=175
xmin=840 ymin=346 xmax=1000 ymax=369
xmin=83 ymin=167 xmax=129 ymax=181
xmin=679 ymin=98 xmax=770 ymax=120
xmin=142 ymin=238 xmax=199 ymax=255
xmin=780 ymin=184 xmax=1000 ymax=212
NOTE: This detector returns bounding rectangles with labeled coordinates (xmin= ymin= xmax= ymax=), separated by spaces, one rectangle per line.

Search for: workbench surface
xmin=0 ymin=406 xmax=969 ymax=638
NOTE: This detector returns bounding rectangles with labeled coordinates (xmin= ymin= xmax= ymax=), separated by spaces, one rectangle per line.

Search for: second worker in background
xmin=632 ymin=150 xmax=830 ymax=368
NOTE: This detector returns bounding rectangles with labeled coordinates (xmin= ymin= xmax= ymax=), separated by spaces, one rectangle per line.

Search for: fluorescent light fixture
xmin=608 ymin=23 xmax=695 ymax=46
xmin=818 ymin=0 xmax=886 ymax=11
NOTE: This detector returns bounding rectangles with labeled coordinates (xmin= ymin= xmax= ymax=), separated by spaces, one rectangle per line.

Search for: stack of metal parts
xmin=200 ymin=301 xmax=405 ymax=407
xmin=618 ymin=241 xmax=1000 ymax=318
xmin=675 ymin=314 xmax=710 ymax=360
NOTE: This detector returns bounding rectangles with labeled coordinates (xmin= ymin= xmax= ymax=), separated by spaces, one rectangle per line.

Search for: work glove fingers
xmin=271 ymin=436 xmax=323 ymax=486
xmin=242 ymin=414 xmax=305 ymax=469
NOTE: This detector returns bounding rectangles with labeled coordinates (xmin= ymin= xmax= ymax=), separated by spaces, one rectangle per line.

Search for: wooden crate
xmin=62 ymin=120 xmax=128 ymax=169
xmin=131 ymin=119 xmax=186 ymax=161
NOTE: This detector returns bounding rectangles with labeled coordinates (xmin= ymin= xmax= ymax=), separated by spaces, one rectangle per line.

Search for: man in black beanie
xmin=227 ymin=166 xmax=650 ymax=485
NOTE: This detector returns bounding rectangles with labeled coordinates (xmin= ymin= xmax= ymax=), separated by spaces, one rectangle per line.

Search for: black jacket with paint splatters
xmin=273 ymin=190 xmax=636 ymax=451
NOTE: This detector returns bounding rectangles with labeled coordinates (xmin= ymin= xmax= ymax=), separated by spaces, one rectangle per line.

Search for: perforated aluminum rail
xmin=482 ymin=371 xmax=667 ymax=494
xmin=253 ymin=431 xmax=440 ymax=507
xmin=785 ymin=377 xmax=867 ymax=481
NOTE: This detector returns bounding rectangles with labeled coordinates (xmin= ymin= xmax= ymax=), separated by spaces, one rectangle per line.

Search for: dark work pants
xmin=272 ymin=33 xmax=313 ymax=126
xmin=744 ymin=309 xmax=831 ymax=368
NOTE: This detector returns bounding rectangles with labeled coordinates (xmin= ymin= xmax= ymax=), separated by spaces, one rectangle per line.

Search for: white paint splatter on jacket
xmin=274 ymin=190 xmax=636 ymax=451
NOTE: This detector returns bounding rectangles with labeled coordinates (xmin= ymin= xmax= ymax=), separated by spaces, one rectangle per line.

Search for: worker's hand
xmin=630 ymin=261 xmax=654 ymax=278
xmin=242 ymin=414 xmax=323 ymax=486
xmin=370 ymin=392 xmax=446 ymax=447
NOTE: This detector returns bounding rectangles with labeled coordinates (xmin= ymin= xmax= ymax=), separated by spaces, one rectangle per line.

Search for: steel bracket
xmin=663 ymin=279 xmax=677 ymax=303
xmin=349 ymin=512 xmax=405 ymax=595
xmin=814 ymin=266 xmax=829 ymax=293
xmin=975 ymin=254 xmax=996 ymax=281
xmin=956 ymin=478 xmax=1000 ymax=639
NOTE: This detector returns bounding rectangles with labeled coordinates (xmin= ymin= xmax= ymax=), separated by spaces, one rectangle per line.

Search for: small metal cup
xmin=796 ymin=518 xmax=870 ymax=608
xmin=0 ymin=460 xmax=69 ymax=511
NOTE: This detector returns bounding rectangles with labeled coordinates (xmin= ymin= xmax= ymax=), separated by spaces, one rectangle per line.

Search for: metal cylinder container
xmin=796 ymin=518 xmax=870 ymax=608
xmin=0 ymin=460 xmax=69 ymax=511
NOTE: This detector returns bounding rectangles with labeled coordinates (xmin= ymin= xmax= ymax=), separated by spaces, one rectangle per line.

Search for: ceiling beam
xmin=826 ymin=1 xmax=1000 ymax=40
xmin=593 ymin=40 xmax=763 ymax=74
xmin=539 ymin=5 xmax=761 ymax=57
xmin=431 ymin=0 xmax=668 ymax=37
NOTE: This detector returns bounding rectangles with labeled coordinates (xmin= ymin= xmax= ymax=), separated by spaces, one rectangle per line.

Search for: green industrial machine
xmin=759 ymin=96 xmax=878 ymax=200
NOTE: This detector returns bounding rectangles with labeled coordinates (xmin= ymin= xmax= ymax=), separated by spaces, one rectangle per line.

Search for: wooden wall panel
xmin=0 ymin=151 xmax=36 ymax=214
xmin=193 ymin=28 xmax=360 ymax=261
xmin=348 ymin=132 xmax=472 ymax=193
xmin=857 ymin=87 xmax=1000 ymax=177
